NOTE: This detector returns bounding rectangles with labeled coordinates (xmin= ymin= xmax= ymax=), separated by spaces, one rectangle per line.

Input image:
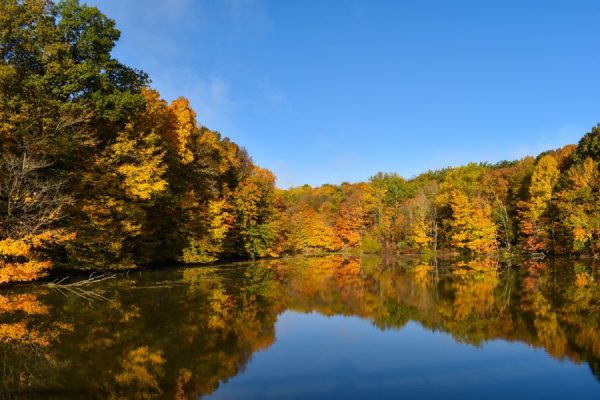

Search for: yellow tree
xmin=231 ymin=167 xmax=280 ymax=258
xmin=305 ymin=209 xmax=342 ymax=251
xmin=556 ymin=157 xmax=600 ymax=254
xmin=406 ymin=190 xmax=438 ymax=251
xmin=449 ymin=191 xmax=497 ymax=253
xmin=181 ymin=197 xmax=235 ymax=263
xmin=518 ymin=155 xmax=560 ymax=252
xmin=167 ymin=97 xmax=197 ymax=165
xmin=283 ymin=207 xmax=341 ymax=254
xmin=69 ymin=91 xmax=169 ymax=269
xmin=335 ymin=202 xmax=363 ymax=248
xmin=367 ymin=173 xmax=412 ymax=250
xmin=335 ymin=183 xmax=371 ymax=249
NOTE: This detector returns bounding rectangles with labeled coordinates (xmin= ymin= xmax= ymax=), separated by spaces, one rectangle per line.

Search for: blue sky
xmin=86 ymin=0 xmax=600 ymax=188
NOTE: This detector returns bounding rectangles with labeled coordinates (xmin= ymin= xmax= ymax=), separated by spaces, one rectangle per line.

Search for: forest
xmin=2 ymin=0 xmax=600 ymax=284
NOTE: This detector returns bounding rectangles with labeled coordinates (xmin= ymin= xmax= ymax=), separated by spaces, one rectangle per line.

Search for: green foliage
xmin=361 ymin=232 xmax=383 ymax=254
xmin=573 ymin=124 xmax=600 ymax=164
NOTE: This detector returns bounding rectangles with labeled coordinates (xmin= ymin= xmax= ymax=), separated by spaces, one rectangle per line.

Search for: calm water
xmin=1 ymin=255 xmax=600 ymax=399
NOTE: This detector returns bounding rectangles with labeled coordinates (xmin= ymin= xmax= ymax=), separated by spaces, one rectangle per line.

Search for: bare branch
xmin=0 ymin=152 xmax=73 ymax=238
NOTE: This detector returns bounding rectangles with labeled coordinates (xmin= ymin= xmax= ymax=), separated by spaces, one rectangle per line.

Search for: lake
xmin=1 ymin=255 xmax=599 ymax=399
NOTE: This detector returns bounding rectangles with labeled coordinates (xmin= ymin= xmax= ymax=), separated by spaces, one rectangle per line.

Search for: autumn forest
xmin=4 ymin=1 xmax=600 ymax=399
xmin=2 ymin=0 xmax=600 ymax=287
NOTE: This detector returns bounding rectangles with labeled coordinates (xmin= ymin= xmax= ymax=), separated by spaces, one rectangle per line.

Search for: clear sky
xmin=85 ymin=0 xmax=600 ymax=188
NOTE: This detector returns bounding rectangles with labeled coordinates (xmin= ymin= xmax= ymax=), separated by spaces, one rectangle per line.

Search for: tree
xmin=406 ymin=184 xmax=439 ymax=251
xmin=0 ymin=0 xmax=148 ymax=273
xmin=335 ymin=183 xmax=371 ymax=249
xmin=518 ymin=155 xmax=560 ymax=252
xmin=367 ymin=173 xmax=414 ymax=251
xmin=0 ymin=153 xmax=73 ymax=283
xmin=572 ymin=124 xmax=600 ymax=164
xmin=68 ymin=122 xmax=168 ymax=269
xmin=231 ymin=167 xmax=280 ymax=258
xmin=166 ymin=97 xmax=197 ymax=165
xmin=435 ymin=163 xmax=491 ymax=249
xmin=557 ymin=157 xmax=600 ymax=254
xmin=449 ymin=191 xmax=497 ymax=253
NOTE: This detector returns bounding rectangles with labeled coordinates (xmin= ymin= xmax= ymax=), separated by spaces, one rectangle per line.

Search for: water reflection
xmin=0 ymin=255 xmax=599 ymax=398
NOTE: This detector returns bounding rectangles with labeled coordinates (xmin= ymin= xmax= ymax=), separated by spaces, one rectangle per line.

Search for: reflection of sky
xmin=83 ymin=1 xmax=600 ymax=188
xmin=207 ymin=311 xmax=600 ymax=399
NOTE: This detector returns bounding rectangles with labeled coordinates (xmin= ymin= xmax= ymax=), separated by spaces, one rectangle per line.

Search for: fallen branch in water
xmin=51 ymin=285 xmax=114 ymax=305
xmin=46 ymin=273 xmax=117 ymax=304
xmin=47 ymin=273 xmax=117 ymax=287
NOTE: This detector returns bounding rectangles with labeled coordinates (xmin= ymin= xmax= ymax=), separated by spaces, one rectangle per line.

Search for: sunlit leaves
xmin=167 ymin=97 xmax=197 ymax=165
xmin=449 ymin=191 xmax=497 ymax=253
xmin=518 ymin=155 xmax=560 ymax=252
xmin=556 ymin=157 xmax=600 ymax=252
xmin=0 ymin=230 xmax=74 ymax=283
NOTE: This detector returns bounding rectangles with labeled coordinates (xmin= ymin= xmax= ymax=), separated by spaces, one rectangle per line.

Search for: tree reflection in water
xmin=0 ymin=255 xmax=599 ymax=398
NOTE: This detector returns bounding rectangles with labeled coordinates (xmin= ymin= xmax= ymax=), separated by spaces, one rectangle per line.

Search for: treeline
xmin=2 ymin=1 xmax=600 ymax=284
xmin=282 ymin=133 xmax=600 ymax=258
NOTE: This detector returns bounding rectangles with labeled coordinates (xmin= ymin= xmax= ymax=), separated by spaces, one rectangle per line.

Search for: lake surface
xmin=1 ymin=255 xmax=600 ymax=399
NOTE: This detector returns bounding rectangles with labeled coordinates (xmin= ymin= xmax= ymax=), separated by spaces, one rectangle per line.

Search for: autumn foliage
xmin=0 ymin=0 xmax=287 ymax=282
xmin=3 ymin=1 xmax=600 ymax=284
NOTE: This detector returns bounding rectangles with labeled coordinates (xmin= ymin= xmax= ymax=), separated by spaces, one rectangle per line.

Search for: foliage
xmin=448 ymin=191 xmax=497 ymax=254
xmin=0 ymin=0 xmax=282 ymax=277
xmin=518 ymin=155 xmax=560 ymax=252
xmin=3 ymin=1 xmax=600 ymax=284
